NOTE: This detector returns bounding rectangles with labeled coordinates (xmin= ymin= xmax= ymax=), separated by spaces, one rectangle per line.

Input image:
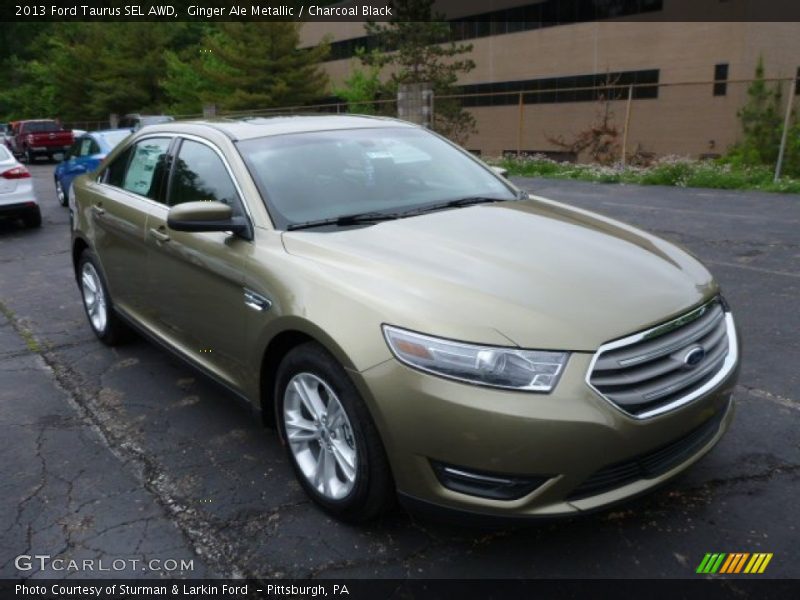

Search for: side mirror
xmin=491 ymin=165 xmax=509 ymax=178
xmin=167 ymin=201 xmax=251 ymax=239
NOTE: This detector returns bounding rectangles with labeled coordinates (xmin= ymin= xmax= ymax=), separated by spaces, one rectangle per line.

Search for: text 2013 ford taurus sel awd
xmin=70 ymin=116 xmax=739 ymax=522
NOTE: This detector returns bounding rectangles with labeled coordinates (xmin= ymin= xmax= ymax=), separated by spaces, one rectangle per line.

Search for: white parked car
xmin=0 ymin=143 xmax=41 ymax=228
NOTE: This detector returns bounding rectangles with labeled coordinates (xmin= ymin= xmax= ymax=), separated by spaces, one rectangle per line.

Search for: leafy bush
xmin=496 ymin=154 xmax=800 ymax=194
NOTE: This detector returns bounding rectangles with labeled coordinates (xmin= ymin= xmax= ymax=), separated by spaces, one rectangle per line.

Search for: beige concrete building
xmin=301 ymin=0 xmax=800 ymax=159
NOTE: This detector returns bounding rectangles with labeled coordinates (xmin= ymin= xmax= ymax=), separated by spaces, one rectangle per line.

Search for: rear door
xmin=144 ymin=137 xmax=253 ymax=389
xmin=88 ymin=136 xmax=172 ymax=321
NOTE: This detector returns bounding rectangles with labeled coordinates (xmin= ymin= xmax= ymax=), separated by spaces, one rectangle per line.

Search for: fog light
xmin=431 ymin=461 xmax=550 ymax=500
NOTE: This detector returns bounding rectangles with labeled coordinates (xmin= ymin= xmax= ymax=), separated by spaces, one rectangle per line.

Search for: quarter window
xmin=120 ymin=138 xmax=171 ymax=201
xmin=169 ymin=140 xmax=242 ymax=216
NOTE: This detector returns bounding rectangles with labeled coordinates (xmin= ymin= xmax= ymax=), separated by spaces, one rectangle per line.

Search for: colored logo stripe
xmin=744 ymin=553 xmax=773 ymax=574
xmin=697 ymin=553 xmax=773 ymax=574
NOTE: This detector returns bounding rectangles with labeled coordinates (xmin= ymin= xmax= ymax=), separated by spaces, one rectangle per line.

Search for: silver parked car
xmin=0 ymin=144 xmax=41 ymax=228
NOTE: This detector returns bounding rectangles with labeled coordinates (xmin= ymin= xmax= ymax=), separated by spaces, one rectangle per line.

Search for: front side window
xmin=168 ymin=139 xmax=242 ymax=216
xmin=237 ymin=127 xmax=515 ymax=229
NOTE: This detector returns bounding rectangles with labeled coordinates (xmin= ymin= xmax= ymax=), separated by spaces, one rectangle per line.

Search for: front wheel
xmin=276 ymin=342 xmax=394 ymax=522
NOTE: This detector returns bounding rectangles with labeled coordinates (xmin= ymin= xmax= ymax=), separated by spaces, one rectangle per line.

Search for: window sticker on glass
xmin=122 ymin=141 xmax=167 ymax=197
xmin=381 ymin=140 xmax=431 ymax=164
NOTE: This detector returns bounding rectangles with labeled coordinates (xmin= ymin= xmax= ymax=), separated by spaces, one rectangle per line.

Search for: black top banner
xmin=2 ymin=0 xmax=800 ymax=23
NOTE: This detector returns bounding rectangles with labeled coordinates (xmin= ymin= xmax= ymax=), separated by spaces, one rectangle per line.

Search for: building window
xmin=458 ymin=69 xmax=660 ymax=108
xmin=796 ymin=67 xmax=800 ymax=94
xmin=713 ymin=63 xmax=729 ymax=96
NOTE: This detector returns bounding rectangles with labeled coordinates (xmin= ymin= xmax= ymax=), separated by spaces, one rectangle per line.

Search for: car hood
xmin=281 ymin=198 xmax=718 ymax=351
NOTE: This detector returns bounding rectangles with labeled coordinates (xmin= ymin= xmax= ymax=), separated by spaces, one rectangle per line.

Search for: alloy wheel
xmin=81 ymin=262 xmax=108 ymax=334
xmin=283 ymin=372 xmax=358 ymax=500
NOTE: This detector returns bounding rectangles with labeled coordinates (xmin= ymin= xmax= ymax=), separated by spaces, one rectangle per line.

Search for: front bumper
xmin=353 ymin=344 xmax=739 ymax=518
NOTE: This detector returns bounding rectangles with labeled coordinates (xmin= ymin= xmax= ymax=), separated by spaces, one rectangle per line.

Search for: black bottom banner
xmin=2 ymin=579 xmax=798 ymax=600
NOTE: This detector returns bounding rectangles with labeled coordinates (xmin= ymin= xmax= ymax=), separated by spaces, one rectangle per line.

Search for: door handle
xmin=91 ymin=205 xmax=105 ymax=217
xmin=149 ymin=227 xmax=170 ymax=243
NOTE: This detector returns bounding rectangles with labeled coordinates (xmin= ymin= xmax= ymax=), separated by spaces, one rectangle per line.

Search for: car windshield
xmin=25 ymin=121 xmax=61 ymax=133
xmin=97 ymin=130 xmax=130 ymax=150
xmin=237 ymin=127 xmax=516 ymax=230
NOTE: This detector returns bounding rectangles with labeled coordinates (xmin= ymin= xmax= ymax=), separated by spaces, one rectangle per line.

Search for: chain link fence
xmin=63 ymin=76 xmax=799 ymax=179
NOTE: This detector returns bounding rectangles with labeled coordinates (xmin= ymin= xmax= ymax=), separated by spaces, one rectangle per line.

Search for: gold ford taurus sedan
xmin=71 ymin=116 xmax=740 ymax=522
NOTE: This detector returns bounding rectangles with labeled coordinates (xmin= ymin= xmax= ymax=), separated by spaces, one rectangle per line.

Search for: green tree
xmin=728 ymin=57 xmax=796 ymax=172
xmin=163 ymin=22 xmax=329 ymax=113
xmin=359 ymin=0 xmax=477 ymax=144
xmin=1 ymin=23 xmax=206 ymax=122
xmin=332 ymin=51 xmax=384 ymax=115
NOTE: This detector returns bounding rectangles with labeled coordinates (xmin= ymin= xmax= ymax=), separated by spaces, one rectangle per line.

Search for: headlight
xmin=382 ymin=325 xmax=569 ymax=392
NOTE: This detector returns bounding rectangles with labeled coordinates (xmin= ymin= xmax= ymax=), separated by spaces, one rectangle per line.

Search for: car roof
xmin=139 ymin=115 xmax=417 ymax=141
xmin=87 ymin=128 xmax=131 ymax=137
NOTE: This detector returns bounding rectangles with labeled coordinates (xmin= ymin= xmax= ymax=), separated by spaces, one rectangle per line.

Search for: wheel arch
xmin=257 ymin=318 xmax=362 ymax=434
xmin=71 ymin=236 xmax=90 ymax=284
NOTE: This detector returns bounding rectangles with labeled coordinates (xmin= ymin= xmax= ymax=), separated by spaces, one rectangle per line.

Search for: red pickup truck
xmin=13 ymin=120 xmax=74 ymax=163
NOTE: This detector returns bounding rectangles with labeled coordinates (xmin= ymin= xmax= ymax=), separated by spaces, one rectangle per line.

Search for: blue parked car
xmin=54 ymin=129 xmax=130 ymax=206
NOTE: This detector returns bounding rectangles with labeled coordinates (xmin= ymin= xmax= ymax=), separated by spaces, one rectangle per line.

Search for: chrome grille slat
xmin=587 ymin=298 xmax=736 ymax=418
xmin=594 ymin=305 xmax=724 ymax=370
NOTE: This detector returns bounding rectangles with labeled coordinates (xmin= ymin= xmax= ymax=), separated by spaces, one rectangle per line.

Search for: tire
xmin=22 ymin=207 xmax=42 ymax=229
xmin=55 ymin=178 xmax=67 ymax=206
xmin=77 ymin=250 xmax=130 ymax=346
xmin=276 ymin=342 xmax=394 ymax=522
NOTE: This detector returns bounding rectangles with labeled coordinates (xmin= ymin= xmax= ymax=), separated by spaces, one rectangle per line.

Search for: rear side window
xmin=104 ymin=137 xmax=170 ymax=202
xmin=122 ymin=138 xmax=171 ymax=201
xmin=79 ymin=138 xmax=93 ymax=157
xmin=104 ymin=146 xmax=134 ymax=187
xmin=67 ymin=139 xmax=83 ymax=160
xmin=169 ymin=140 xmax=241 ymax=215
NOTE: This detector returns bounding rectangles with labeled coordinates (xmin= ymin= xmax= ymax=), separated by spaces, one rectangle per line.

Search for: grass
xmin=496 ymin=155 xmax=800 ymax=194
xmin=0 ymin=300 xmax=42 ymax=353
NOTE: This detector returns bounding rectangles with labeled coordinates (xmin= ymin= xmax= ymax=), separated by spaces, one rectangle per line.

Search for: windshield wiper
xmin=400 ymin=196 xmax=508 ymax=217
xmin=286 ymin=211 xmax=400 ymax=231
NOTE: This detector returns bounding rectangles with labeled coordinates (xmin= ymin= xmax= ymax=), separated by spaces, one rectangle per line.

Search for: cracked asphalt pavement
xmin=0 ymin=166 xmax=798 ymax=580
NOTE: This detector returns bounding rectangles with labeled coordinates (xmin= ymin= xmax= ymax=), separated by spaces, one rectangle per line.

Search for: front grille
xmin=588 ymin=298 xmax=734 ymax=418
xmin=567 ymin=406 xmax=727 ymax=500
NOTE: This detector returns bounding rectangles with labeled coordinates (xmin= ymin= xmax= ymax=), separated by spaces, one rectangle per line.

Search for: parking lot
xmin=1 ymin=164 xmax=798 ymax=579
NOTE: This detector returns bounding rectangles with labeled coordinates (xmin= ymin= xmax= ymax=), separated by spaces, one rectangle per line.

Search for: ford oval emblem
xmin=683 ymin=346 xmax=706 ymax=369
